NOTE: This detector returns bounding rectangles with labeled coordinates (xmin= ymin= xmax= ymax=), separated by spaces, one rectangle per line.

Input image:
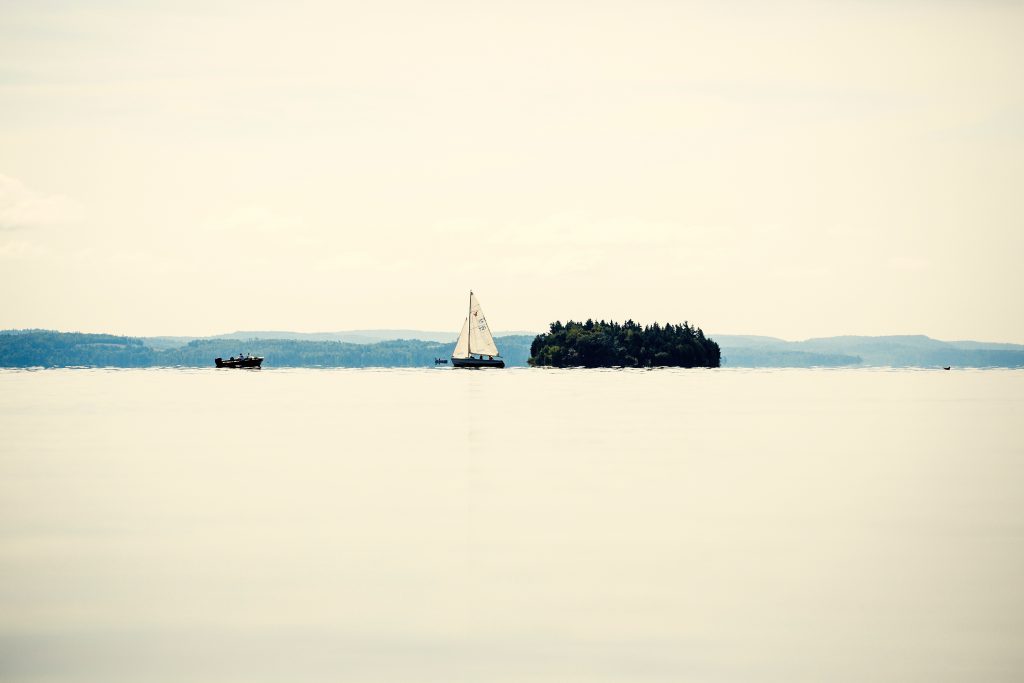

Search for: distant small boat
xmin=215 ymin=355 xmax=263 ymax=369
xmin=434 ymin=358 xmax=448 ymax=364
xmin=451 ymin=291 xmax=505 ymax=368
xmin=943 ymin=366 xmax=951 ymax=371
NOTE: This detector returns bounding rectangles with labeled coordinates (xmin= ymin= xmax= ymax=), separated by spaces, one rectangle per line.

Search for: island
xmin=529 ymin=320 xmax=721 ymax=368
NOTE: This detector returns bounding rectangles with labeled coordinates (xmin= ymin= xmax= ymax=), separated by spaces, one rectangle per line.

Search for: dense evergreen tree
xmin=529 ymin=320 xmax=721 ymax=368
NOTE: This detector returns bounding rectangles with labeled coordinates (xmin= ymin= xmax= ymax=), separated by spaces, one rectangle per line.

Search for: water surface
xmin=1 ymin=368 xmax=1022 ymax=682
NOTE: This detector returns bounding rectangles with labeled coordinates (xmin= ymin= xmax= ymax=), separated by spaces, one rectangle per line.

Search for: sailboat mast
xmin=467 ymin=290 xmax=473 ymax=357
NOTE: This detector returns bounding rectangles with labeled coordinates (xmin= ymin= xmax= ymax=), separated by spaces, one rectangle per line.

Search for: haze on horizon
xmin=1 ymin=1 xmax=1021 ymax=342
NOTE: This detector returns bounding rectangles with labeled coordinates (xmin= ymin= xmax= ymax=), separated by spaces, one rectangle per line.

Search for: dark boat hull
xmin=451 ymin=357 xmax=505 ymax=368
xmin=215 ymin=357 xmax=263 ymax=369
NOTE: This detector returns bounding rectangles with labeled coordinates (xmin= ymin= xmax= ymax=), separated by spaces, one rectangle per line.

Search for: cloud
xmin=0 ymin=174 xmax=82 ymax=230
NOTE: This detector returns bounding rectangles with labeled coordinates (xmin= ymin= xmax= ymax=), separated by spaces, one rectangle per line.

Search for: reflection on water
xmin=1 ymin=368 xmax=1022 ymax=682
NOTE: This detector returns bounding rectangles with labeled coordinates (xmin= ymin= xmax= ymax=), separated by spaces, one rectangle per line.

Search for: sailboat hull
xmin=451 ymin=357 xmax=505 ymax=368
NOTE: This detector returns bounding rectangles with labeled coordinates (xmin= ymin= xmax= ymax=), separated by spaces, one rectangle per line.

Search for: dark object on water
xmin=943 ymin=366 xmax=951 ymax=370
xmin=452 ymin=356 xmax=505 ymax=368
xmin=434 ymin=358 xmax=448 ymax=364
xmin=215 ymin=355 xmax=263 ymax=369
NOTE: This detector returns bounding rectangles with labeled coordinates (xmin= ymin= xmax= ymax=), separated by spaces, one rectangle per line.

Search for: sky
xmin=1 ymin=0 xmax=1022 ymax=341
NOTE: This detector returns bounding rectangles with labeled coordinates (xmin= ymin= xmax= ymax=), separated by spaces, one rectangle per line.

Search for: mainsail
xmin=452 ymin=291 xmax=500 ymax=359
xmin=468 ymin=292 xmax=499 ymax=356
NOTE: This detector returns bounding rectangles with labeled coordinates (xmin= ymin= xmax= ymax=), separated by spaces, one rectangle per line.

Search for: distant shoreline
xmin=2 ymin=329 xmax=1023 ymax=369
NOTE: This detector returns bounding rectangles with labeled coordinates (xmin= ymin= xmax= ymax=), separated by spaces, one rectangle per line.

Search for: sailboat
xmin=451 ymin=291 xmax=505 ymax=368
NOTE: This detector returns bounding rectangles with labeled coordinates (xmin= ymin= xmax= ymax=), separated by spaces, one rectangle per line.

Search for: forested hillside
xmin=0 ymin=331 xmax=156 ymax=367
xmin=715 ymin=334 xmax=1024 ymax=368
xmin=5 ymin=329 xmax=1023 ymax=369
xmin=0 ymin=331 xmax=534 ymax=368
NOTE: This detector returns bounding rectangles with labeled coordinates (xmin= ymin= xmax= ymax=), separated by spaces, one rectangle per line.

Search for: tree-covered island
xmin=529 ymin=319 xmax=721 ymax=368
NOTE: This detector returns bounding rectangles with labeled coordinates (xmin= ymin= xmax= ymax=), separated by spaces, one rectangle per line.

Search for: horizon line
xmin=3 ymin=327 xmax=1024 ymax=347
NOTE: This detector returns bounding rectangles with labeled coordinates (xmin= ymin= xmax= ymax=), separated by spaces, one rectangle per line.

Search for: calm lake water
xmin=1 ymin=367 xmax=1022 ymax=682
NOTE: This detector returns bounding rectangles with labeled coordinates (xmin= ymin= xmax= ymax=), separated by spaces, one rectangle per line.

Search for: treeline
xmin=0 ymin=331 xmax=534 ymax=368
xmin=530 ymin=319 xmax=721 ymax=368
xmin=6 ymin=329 xmax=1023 ymax=369
xmin=722 ymin=350 xmax=862 ymax=367
xmin=162 ymin=337 xmax=533 ymax=367
xmin=713 ymin=334 xmax=1024 ymax=368
xmin=0 ymin=331 xmax=155 ymax=367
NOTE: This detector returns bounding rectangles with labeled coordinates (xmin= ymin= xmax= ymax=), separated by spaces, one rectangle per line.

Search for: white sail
xmin=468 ymin=292 xmax=500 ymax=357
xmin=453 ymin=317 xmax=470 ymax=358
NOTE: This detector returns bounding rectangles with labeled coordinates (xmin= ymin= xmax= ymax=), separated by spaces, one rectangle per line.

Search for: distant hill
xmin=2 ymin=329 xmax=1022 ymax=369
xmin=0 ymin=330 xmax=155 ymax=367
xmin=205 ymin=329 xmax=459 ymax=344
xmin=0 ymin=330 xmax=534 ymax=368
xmin=141 ymin=329 xmax=538 ymax=347
xmin=720 ymin=348 xmax=863 ymax=368
xmin=713 ymin=334 xmax=1024 ymax=368
xmin=140 ymin=335 xmax=195 ymax=351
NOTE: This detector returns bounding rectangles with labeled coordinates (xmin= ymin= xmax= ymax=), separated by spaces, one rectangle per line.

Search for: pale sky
xmin=1 ymin=1 xmax=1022 ymax=341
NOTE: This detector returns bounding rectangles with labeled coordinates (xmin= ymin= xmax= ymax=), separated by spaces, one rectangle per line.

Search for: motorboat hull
xmin=215 ymin=357 xmax=263 ymax=369
xmin=451 ymin=356 xmax=505 ymax=369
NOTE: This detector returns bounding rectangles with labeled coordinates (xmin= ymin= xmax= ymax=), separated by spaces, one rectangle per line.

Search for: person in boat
xmin=488 ymin=356 xmax=493 ymax=360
